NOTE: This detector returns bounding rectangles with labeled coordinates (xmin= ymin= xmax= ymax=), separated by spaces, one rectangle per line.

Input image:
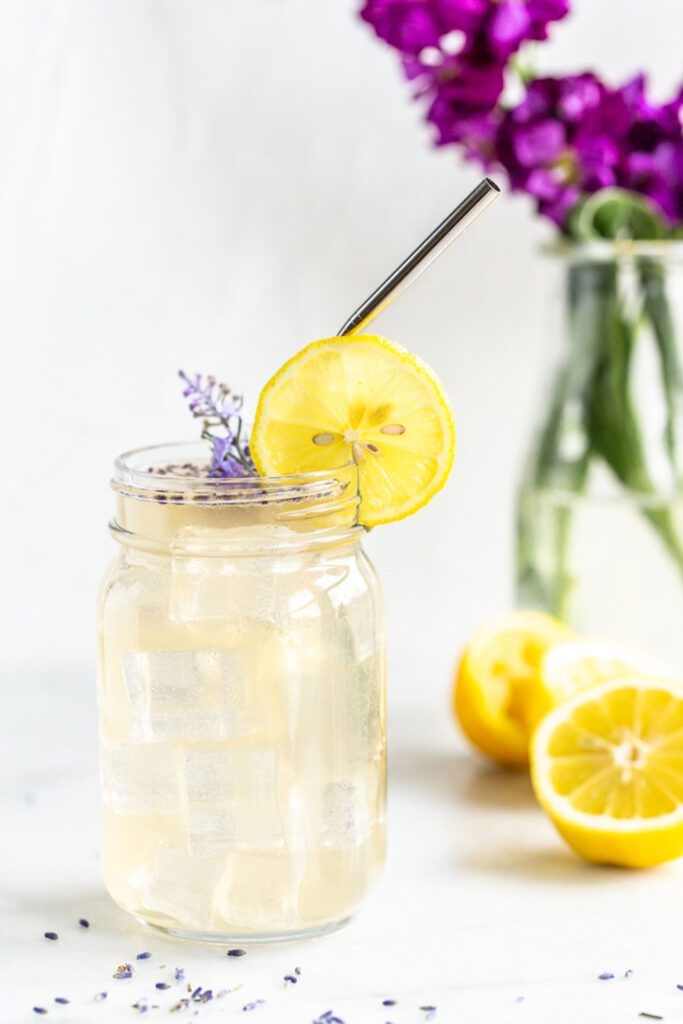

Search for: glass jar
xmin=517 ymin=242 xmax=683 ymax=669
xmin=98 ymin=443 xmax=386 ymax=942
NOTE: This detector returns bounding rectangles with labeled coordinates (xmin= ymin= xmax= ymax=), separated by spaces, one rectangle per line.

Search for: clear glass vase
xmin=517 ymin=242 xmax=683 ymax=670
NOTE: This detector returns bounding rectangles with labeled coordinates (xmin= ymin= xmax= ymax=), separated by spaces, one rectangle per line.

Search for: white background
xmin=2 ymin=0 xmax=682 ymax=693
xmin=4 ymin=4 xmax=683 ymax=1023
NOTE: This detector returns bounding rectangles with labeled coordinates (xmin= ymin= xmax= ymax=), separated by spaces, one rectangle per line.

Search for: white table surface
xmin=6 ymin=668 xmax=683 ymax=1024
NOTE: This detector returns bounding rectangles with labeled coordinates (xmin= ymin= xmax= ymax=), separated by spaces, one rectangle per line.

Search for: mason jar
xmin=98 ymin=442 xmax=386 ymax=942
xmin=517 ymin=242 xmax=683 ymax=669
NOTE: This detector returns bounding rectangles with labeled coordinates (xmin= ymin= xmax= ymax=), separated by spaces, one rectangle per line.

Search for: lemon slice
xmin=531 ymin=678 xmax=683 ymax=867
xmin=530 ymin=640 xmax=673 ymax=729
xmin=453 ymin=610 xmax=574 ymax=768
xmin=251 ymin=335 xmax=455 ymax=527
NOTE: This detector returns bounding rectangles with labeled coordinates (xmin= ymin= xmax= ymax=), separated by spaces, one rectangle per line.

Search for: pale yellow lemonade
xmin=100 ymin=334 xmax=456 ymax=939
xmin=99 ymin=449 xmax=386 ymax=940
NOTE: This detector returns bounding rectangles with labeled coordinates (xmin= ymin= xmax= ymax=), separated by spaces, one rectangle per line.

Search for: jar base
xmin=138 ymin=915 xmax=351 ymax=946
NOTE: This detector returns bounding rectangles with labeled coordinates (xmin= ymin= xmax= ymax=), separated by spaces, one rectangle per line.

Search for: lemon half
xmin=454 ymin=610 xmax=574 ymax=768
xmin=250 ymin=335 xmax=455 ymax=527
xmin=531 ymin=640 xmax=673 ymax=727
xmin=531 ymin=677 xmax=683 ymax=867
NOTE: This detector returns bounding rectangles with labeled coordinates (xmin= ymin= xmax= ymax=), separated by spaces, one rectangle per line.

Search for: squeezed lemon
xmin=454 ymin=610 xmax=573 ymax=768
xmin=530 ymin=640 xmax=673 ymax=727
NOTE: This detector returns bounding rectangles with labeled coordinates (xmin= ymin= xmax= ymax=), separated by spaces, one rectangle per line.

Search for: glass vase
xmin=517 ymin=242 xmax=683 ymax=670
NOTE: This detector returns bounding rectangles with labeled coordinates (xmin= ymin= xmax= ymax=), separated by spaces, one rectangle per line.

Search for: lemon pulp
xmin=531 ymin=677 xmax=683 ymax=867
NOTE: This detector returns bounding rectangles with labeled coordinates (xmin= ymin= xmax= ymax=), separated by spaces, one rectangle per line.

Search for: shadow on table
xmin=390 ymin=742 xmax=537 ymax=812
xmin=389 ymin=735 xmax=634 ymax=885
xmin=456 ymin=758 xmax=536 ymax=812
xmin=455 ymin=843 xmax=624 ymax=884
xmin=9 ymin=884 xmax=139 ymax=940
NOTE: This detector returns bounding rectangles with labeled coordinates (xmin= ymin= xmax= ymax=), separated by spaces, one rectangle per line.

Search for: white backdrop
xmin=2 ymin=0 xmax=681 ymax=705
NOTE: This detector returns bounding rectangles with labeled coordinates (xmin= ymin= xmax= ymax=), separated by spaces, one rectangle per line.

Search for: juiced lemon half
xmin=454 ymin=610 xmax=574 ymax=768
xmin=251 ymin=335 xmax=455 ymax=527
xmin=531 ymin=677 xmax=683 ymax=867
xmin=530 ymin=640 xmax=673 ymax=728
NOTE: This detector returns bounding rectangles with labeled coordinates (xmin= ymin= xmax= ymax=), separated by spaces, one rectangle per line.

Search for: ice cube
xmin=320 ymin=779 xmax=372 ymax=849
xmin=336 ymin=583 xmax=380 ymax=664
xmin=137 ymin=845 xmax=226 ymax=931
xmin=181 ymin=747 xmax=284 ymax=852
xmin=231 ymin=748 xmax=284 ymax=848
xmin=168 ymin=554 xmax=280 ymax=625
xmin=186 ymin=810 xmax=237 ymax=856
xmin=182 ymin=750 xmax=237 ymax=855
xmin=183 ymin=749 xmax=234 ymax=806
xmin=121 ymin=649 xmax=239 ymax=742
xmin=213 ymin=851 xmax=304 ymax=931
xmin=101 ymin=742 xmax=182 ymax=814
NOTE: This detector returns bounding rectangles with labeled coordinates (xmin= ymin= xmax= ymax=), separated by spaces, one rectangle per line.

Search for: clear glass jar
xmin=517 ymin=242 xmax=683 ymax=668
xmin=98 ymin=443 xmax=386 ymax=942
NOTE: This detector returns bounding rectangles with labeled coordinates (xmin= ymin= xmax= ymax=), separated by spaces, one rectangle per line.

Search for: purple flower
xmin=434 ymin=0 xmax=488 ymax=34
xmin=361 ymin=1 xmax=683 ymax=232
xmin=209 ymin=435 xmax=251 ymax=478
xmin=574 ymin=132 xmax=619 ymax=190
xmin=487 ymin=1 xmax=533 ymax=59
xmin=360 ymin=0 xmax=442 ymax=53
xmin=624 ymin=144 xmax=683 ymax=223
xmin=179 ymin=371 xmax=243 ymax=423
xmin=361 ymin=0 xmax=568 ymax=59
xmin=539 ymin=182 xmax=581 ymax=227
xmin=512 ymin=119 xmax=565 ymax=166
xmin=426 ymin=59 xmax=505 ymax=154
xmin=622 ymin=74 xmax=681 ymax=142
xmin=618 ymin=77 xmax=683 ymax=223
xmin=179 ymin=370 xmax=257 ymax=478
xmin=361 ymin=0 xmax=569 ymax=168
xmin=556 ymin=74 xmax=603 ymax=122
xmin=493 ymin=73 xmax=636 ymax=226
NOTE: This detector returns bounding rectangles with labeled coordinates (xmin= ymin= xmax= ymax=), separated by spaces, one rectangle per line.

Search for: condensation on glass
xmin=98 ymin=443 xmax=386 ymax=942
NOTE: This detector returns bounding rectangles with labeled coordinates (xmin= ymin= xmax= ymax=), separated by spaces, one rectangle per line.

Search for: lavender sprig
xmin=179 ymin=371 xmax=243 ymax=423
xmin=178 ymin=370 xmax=257 ymax=478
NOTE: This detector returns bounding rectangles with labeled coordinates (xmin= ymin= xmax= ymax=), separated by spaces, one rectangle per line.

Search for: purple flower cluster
xmin=361 ymin=0 xmax=568 ymax=59
xmin=497 ymin=73 xmax=683 ymax=225
xmin=361 ymin=0 xmax=568 ymax=160
xmin=360 ymin=0 xmax=683 ymax=230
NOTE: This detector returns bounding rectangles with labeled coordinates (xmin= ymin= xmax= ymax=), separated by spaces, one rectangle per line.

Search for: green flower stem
xmin=639 ymin=257 xmax=683 ymax=474
xmin=586 ymin=259 xmax=683 ymax=579
xmin=518 ymin=253 xmax=683 ymax=623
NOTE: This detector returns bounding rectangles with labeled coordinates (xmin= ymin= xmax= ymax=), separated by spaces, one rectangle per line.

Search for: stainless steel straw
xmin=337 ymin=177 xmax=500 ymax=337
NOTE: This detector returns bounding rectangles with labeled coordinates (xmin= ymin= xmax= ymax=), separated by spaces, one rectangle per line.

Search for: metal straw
xmin=337 ymin=177 xmax=500 ymax=337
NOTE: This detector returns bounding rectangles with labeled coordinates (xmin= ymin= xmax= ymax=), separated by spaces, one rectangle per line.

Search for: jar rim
xmin=112 ymin=440 xmax=358 ymax=508
xmin=544 ymin=239 xmax=683 ymax=262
